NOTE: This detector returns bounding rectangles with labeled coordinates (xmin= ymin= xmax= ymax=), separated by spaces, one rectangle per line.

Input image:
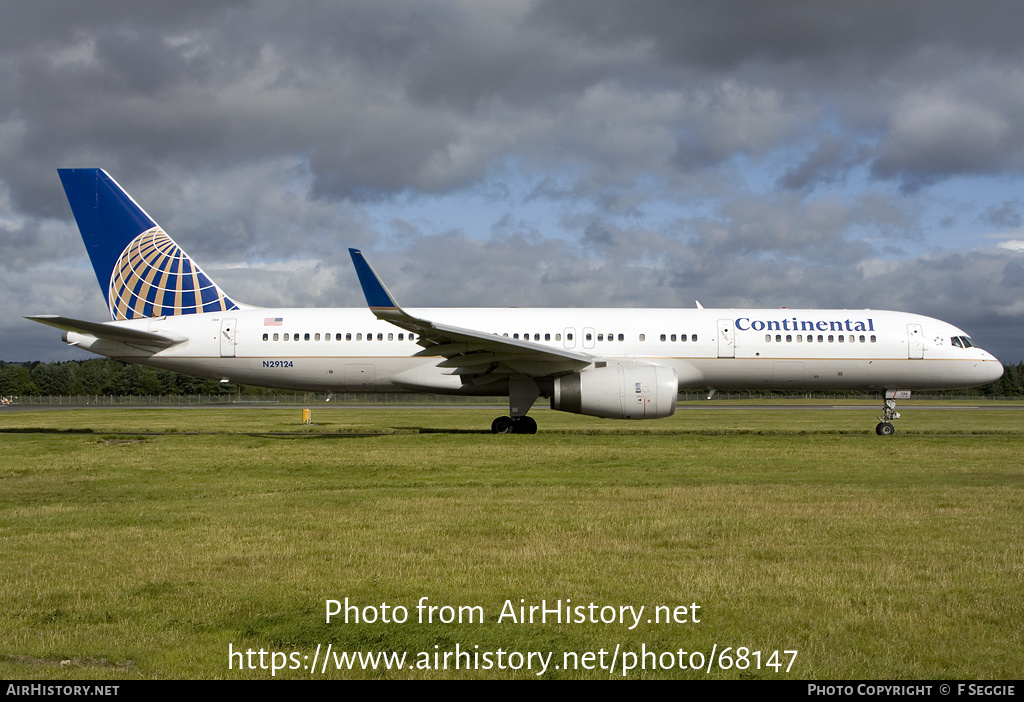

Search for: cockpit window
xmin=951 ymin=337 xmax=963 ymax=348
xmin=960 ymin=336 xmax=974 ymax=348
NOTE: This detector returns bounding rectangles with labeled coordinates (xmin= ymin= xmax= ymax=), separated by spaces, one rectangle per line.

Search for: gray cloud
xmin=980 ymin=200 xmax=1023 ymax=230
xmin=778 ymin=132 xmax=872 ymax=192
xmin=2 ymin=0 xmax=1024 ymax=365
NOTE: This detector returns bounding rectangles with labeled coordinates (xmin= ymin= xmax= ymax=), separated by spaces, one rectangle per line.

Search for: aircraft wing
xmin=348 ymin=249 xmax=593 ymax=378
xmin=25 ymin=315 xmax=186 ymax=349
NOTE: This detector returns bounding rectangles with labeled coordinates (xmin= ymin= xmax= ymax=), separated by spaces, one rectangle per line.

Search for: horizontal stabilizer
xmin=26 ymin=315 xmax=186 ymax=348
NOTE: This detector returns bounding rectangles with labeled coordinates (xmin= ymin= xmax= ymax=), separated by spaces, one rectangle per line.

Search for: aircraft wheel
xmin=491 ymin=416 xmax=515 ymax=434
xmin=518 ymin=416 xmax=538 ymax=434
xmin=876 ymin=422 xmax=895 ymax=436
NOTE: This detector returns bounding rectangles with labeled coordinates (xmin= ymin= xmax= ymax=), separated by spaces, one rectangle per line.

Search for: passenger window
xmin=859 ymin=335 xmax=865 ymax=343
xmin=555 ymin=333 xmax=561 ymax=341
xmin=356 ymin=333 xmax=362 ymax=341
xmin=545 ymin=333 xmax=551 ymax=341
xmin=776 ymin=334 xmax=782 ymax=342
xmin=377 ymin=333 xmax=383 ymax=341
xmin=670 ymin=334 xmax=677 ymax=342
xmin=388 ymin=333 xmax=393 ymax=341
xmin=870 ymin=335 xmax=876 ymax=343
xmin=837 ymin=335 xmax=844 ymax=343
xmin=315 ymin=333 xmax=320 ymax=341
xmin=660 ymin=334 xmax=666 ymax=341
xmin=273 ymin=333 xmax=279 ymax=341
xmin=639 ymin=334 xmax=645 ymax=342
xmin=691 ymin=335 xmax=697 ymax=342
xmin=346 ymin=333 xmax=352 ymax=341
xmin=262 ymin=333 xmax=268 ymax=341
xmin=786 ymin=335 xmax=792 ymax=342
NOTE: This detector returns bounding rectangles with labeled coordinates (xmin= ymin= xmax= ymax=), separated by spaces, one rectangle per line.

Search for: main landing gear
xmin=875 ymin=390 xmax=910 ymax=435
xmin=491 ymin=415 xmax=538 ymax=434
xmin=491 ymin=375 xmax=541 ymax=434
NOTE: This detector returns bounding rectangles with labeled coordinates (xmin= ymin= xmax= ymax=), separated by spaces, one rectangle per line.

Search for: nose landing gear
xmin=875 ymin=390 xmax=910 ymax=436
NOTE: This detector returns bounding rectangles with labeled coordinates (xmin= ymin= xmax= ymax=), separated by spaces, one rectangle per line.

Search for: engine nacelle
xmin=551 ymin=364 xmax=678 ymax=419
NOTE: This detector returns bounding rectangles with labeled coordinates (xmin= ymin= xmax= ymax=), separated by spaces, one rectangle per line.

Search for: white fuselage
xmin=65 ymin=306 xmax=1004 ymax=395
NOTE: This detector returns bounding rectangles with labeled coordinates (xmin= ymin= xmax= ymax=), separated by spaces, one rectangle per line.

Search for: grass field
xmin=1 ymin=404 xmax=1021 ymax=679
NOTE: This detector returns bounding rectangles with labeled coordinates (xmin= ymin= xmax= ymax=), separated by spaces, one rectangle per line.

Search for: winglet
xmin=348 ymin=249 xmax=403 ymax=312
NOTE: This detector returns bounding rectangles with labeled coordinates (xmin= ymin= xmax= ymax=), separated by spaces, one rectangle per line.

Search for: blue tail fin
xmin=58 ymin=168 xmax=239 ymax=321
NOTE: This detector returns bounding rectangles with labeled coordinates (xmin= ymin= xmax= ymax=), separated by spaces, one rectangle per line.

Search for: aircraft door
xmin=717 ymin=319 xmax=735 ymax=358
xmin=220 ymin=318 xmax=237 ymax=358
xmin=907 ymin=324 xmax=924 ymax=359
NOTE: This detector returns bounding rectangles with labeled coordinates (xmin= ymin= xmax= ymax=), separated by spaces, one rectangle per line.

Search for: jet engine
xmin=551 ymin=363 xmax=678 ymax=419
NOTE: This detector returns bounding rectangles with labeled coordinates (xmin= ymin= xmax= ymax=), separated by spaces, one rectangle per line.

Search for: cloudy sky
xmin=3 ymin=0 xmax=1023 ymax=363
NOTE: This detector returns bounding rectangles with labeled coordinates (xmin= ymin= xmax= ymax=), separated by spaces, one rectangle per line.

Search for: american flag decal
xmin=264 ymin=317 xmax=283 ymax=326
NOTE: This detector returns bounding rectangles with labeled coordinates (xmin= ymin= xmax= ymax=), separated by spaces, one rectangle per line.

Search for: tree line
xmin=3 ymin=358 xmax=1024 ymax=398
xmin=0 ymin=359 xmax=256 ymax=397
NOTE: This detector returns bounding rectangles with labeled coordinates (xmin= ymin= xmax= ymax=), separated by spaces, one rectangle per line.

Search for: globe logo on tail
xmin=108 ymin=227 xmax=237 ymax=320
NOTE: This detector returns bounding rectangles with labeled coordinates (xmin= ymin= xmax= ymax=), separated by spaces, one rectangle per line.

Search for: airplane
xmin=28 ymin=168 xmax=1004 ymax=435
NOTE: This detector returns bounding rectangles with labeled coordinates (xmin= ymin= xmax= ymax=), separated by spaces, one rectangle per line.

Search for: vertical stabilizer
xmin=57 ymin=168 xmax=239 ymax=320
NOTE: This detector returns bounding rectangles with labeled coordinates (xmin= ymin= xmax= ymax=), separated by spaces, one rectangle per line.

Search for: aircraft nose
xmin=977 ymin=352 xmax=1004 ymax=384
xmin=986 ymin=359 xmax=1005 ymax=383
